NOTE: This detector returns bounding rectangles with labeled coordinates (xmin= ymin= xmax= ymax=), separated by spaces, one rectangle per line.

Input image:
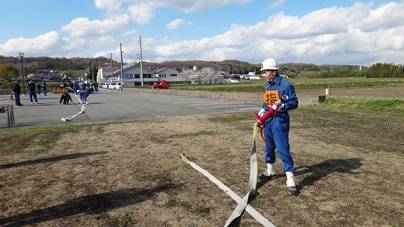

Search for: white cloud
xmin=94 ymin=0 xmax=123 ymax=12
xmin=127 ymin=2 xmax=156 ymax=25
xmin=0 ymin=31 xmax=70 ymax=56
xmin=166 ymin=19 xmax=191 ymax=30
xmin=260 ymin=3 xmax=370 ymax=39
xmin=145 ymin=2 xmax=404 ymax=65
xmin=157 ymin=0 xmax=251 ymax=13
xmin=2 ymin=1 xmax=404 ymax=65
xmin=95 ymin=0 xmax=251 ymax=25
xmin=0 ymin=31 xmax=122 ymax=57
xmin=61 ymin=15 xmax=130 ymax=37
xmin=355 ymin=2 xmax=404 ymax=32
xmin=271 ymin=0 xmax=285 ymax=9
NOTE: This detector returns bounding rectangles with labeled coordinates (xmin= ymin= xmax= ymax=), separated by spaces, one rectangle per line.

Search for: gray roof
xmin=106 ymin=64 xmax=180 ymax=77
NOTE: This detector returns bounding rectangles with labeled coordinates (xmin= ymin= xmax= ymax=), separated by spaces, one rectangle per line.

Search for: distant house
xmin=181 ymin=67 xmax=228 ymax=84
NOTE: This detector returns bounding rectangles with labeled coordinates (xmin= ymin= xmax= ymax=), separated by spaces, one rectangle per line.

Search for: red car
xmin=151 ymin=80 xmax=170 ymax=89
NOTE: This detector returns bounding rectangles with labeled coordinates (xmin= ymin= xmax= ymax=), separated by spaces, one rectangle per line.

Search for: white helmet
xmin=260 ymin=58 xmax=278 ymax=71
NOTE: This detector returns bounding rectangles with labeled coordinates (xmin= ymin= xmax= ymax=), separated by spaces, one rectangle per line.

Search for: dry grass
xmin=0 ymin=106 xmax=403 ymax=226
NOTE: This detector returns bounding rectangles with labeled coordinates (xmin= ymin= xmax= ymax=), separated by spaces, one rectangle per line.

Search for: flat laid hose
xmin=181 ymin=124 xmax=275 ymax=227
xmin=61 ymin=91 xmax=86 ymax=122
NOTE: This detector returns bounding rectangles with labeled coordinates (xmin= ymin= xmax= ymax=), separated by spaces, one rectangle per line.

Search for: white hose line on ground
xmin=225 ymin=138 xmax=258 ymax=226
xmin=61 ymin=92 xmax=86 ymax=122
xmin=180 ymin=153 xmax=275 ymax=227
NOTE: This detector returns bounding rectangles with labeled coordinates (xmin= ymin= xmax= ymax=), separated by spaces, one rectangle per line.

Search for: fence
xmin=0 ymin=104 xmax=15 ymax=128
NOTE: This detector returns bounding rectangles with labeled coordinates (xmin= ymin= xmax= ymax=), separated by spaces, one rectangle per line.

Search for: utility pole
xmin=98 ymin=63 xmax=101 ymax=83
xmin=91 ymin=62 xmax=95 ymax=82
xmin=139 ymin=36 xmax=144 ymax=87
xmin=120 ymin=43 xmax=124 ymax=84
xmin=109 ymin=53 xmax=113 ymax=75
xmin=243 ymin=64 xmax=245 ymax=75
xmin=19 ymin=53 xmax=25 ymax=94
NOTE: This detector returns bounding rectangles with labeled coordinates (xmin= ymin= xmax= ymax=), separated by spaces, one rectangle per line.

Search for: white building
xmin=99 ymin=63 xmax=190 ymax=86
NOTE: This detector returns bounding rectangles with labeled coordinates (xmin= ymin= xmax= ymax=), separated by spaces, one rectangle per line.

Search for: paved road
xmin=0 ymin=89 xmax=259 ymax=128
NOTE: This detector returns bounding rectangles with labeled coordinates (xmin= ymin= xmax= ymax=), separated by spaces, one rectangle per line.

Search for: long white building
xmin=98 ymin=63 xmax=190 ymax=86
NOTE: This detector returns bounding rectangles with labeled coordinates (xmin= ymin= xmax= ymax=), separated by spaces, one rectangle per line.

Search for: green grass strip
xmin=0 ymin=125 xmax=85 ymax=154
xmin=171 ymin=78 xmax=404 ymax=92
xmin=321 ymin=99 xmax=404 ymax=114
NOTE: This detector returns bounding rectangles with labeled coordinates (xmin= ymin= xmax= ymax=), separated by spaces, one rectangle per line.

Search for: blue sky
xmin=0 ymin=0 xmax=403 ymax=65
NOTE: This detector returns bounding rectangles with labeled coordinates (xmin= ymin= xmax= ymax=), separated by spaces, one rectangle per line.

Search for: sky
xmin=0 ymin=0 xmax=403 ymax=65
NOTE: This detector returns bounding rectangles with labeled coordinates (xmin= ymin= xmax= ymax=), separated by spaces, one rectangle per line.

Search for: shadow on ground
xmin=0 ymin=183 xmax=180 ymax=227
xmin=294 ymin=158 xmax=362 ymax=188
xmin=0 ymin=151 xmax=108 ymax=169
xmin=256 ymin=158 xmax=362 ymax=195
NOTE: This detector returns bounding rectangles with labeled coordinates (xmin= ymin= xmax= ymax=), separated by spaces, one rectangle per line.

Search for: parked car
xmin=247 ymin=75 xmax=261 ymax=80
xmin=115 ymin=82 xmax=122 ymax=90
xmin=240 ymin=74 xmax=249 ymax=80
xmin=151 ymin=80 xmax=169 ymax=89
xmin=247 ymin=72 xmax=261 ymax=80
xmin=227 ymin=75 xmax=241 ymax=83
xmin=110 ymin=82 xmax=122 ymax=90
xmin=227 ymin=78 xmax=240 ymax=83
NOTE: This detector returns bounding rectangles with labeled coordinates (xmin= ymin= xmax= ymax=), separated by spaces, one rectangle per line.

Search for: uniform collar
xmin=274 ymin=75 xmax=281 ymax=84
xmin=265 ymin=75 xmax=281 ymax=86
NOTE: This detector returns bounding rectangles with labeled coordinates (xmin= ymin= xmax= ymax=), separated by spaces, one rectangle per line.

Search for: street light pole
xmin=120 ymin=43 xmax=124 ymax=83
xmin=19 ymin=52 xmax=25 ymax=94
xmin=109 ymin=53 xmax=113 ymax=79
xmin=139 ymin=36 xmax=144 ymax=87
xmin=91 ymin=61 xmax=95 ymax=82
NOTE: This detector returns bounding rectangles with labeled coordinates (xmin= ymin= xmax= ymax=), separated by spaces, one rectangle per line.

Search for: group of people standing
xmin=12 ymin=80 xmax=47 ymax=106
xmin=11 ymin=80 xmax=96 ymax=107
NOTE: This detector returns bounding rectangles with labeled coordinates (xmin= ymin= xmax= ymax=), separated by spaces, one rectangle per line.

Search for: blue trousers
xmin=263 ymin=116 xmax=294 ymax=172
xmin=80 ymin=91 xmax=90 ymax=102
xmin=15 ymin=93 xmax=22 ymax=106
xmin=29 ymin=91 xmax=38 ymax=103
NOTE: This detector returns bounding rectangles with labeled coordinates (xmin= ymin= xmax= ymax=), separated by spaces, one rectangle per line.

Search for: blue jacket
xmin=28 ymin=81 xmax=36 ymax=93
xmin=261 ymin=76 xmax=298 ymax=119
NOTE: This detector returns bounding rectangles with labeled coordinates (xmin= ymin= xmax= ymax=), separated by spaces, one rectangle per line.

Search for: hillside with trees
xmin=0 ymin=64 xmax=19 ymax=81
xmin=367 ymin=63 xmax=404 ymax=78
xmin=0 ymin=55 xmax=403 ymax=79
xmin=0 ymin=56 xmax=113 ymax=75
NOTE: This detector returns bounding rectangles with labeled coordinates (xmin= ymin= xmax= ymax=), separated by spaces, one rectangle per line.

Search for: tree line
xmin=366 ymin=63 xmax=404 ymax=78
xmin=0 ymin=56 xmax=113 ymax=74
xmin=1 ymin=55 xmax=403 ymax=81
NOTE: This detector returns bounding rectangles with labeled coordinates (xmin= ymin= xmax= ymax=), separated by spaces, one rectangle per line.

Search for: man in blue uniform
xmin=42 ymin=81 xmax=47 ymax=96
xmin=257 ymin=58 xmax=299 ymax=195
xmin=28 ymin=79 xmax=38 ymax=104
xmin=13 ymin=80 xmax=23 ymax=106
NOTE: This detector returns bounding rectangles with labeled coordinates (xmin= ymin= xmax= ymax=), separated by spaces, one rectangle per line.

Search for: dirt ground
xmin=1 ymin=107 xmax=403 ymax=226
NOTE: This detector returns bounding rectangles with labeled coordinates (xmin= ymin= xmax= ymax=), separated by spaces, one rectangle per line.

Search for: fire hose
xmin=180 ymin=124 xmax=275 ymax=227
xmin=180 ymin=96 xmax=289 ymax=226
xmin=61 ymin=90 xmax=86 ymax=122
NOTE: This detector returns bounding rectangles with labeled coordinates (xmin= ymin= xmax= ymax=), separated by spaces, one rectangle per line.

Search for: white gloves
xmin=269 ymin=103 xmax=285 ymax=111
xmin=258 ymin=108 xmax=266 ymax=117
